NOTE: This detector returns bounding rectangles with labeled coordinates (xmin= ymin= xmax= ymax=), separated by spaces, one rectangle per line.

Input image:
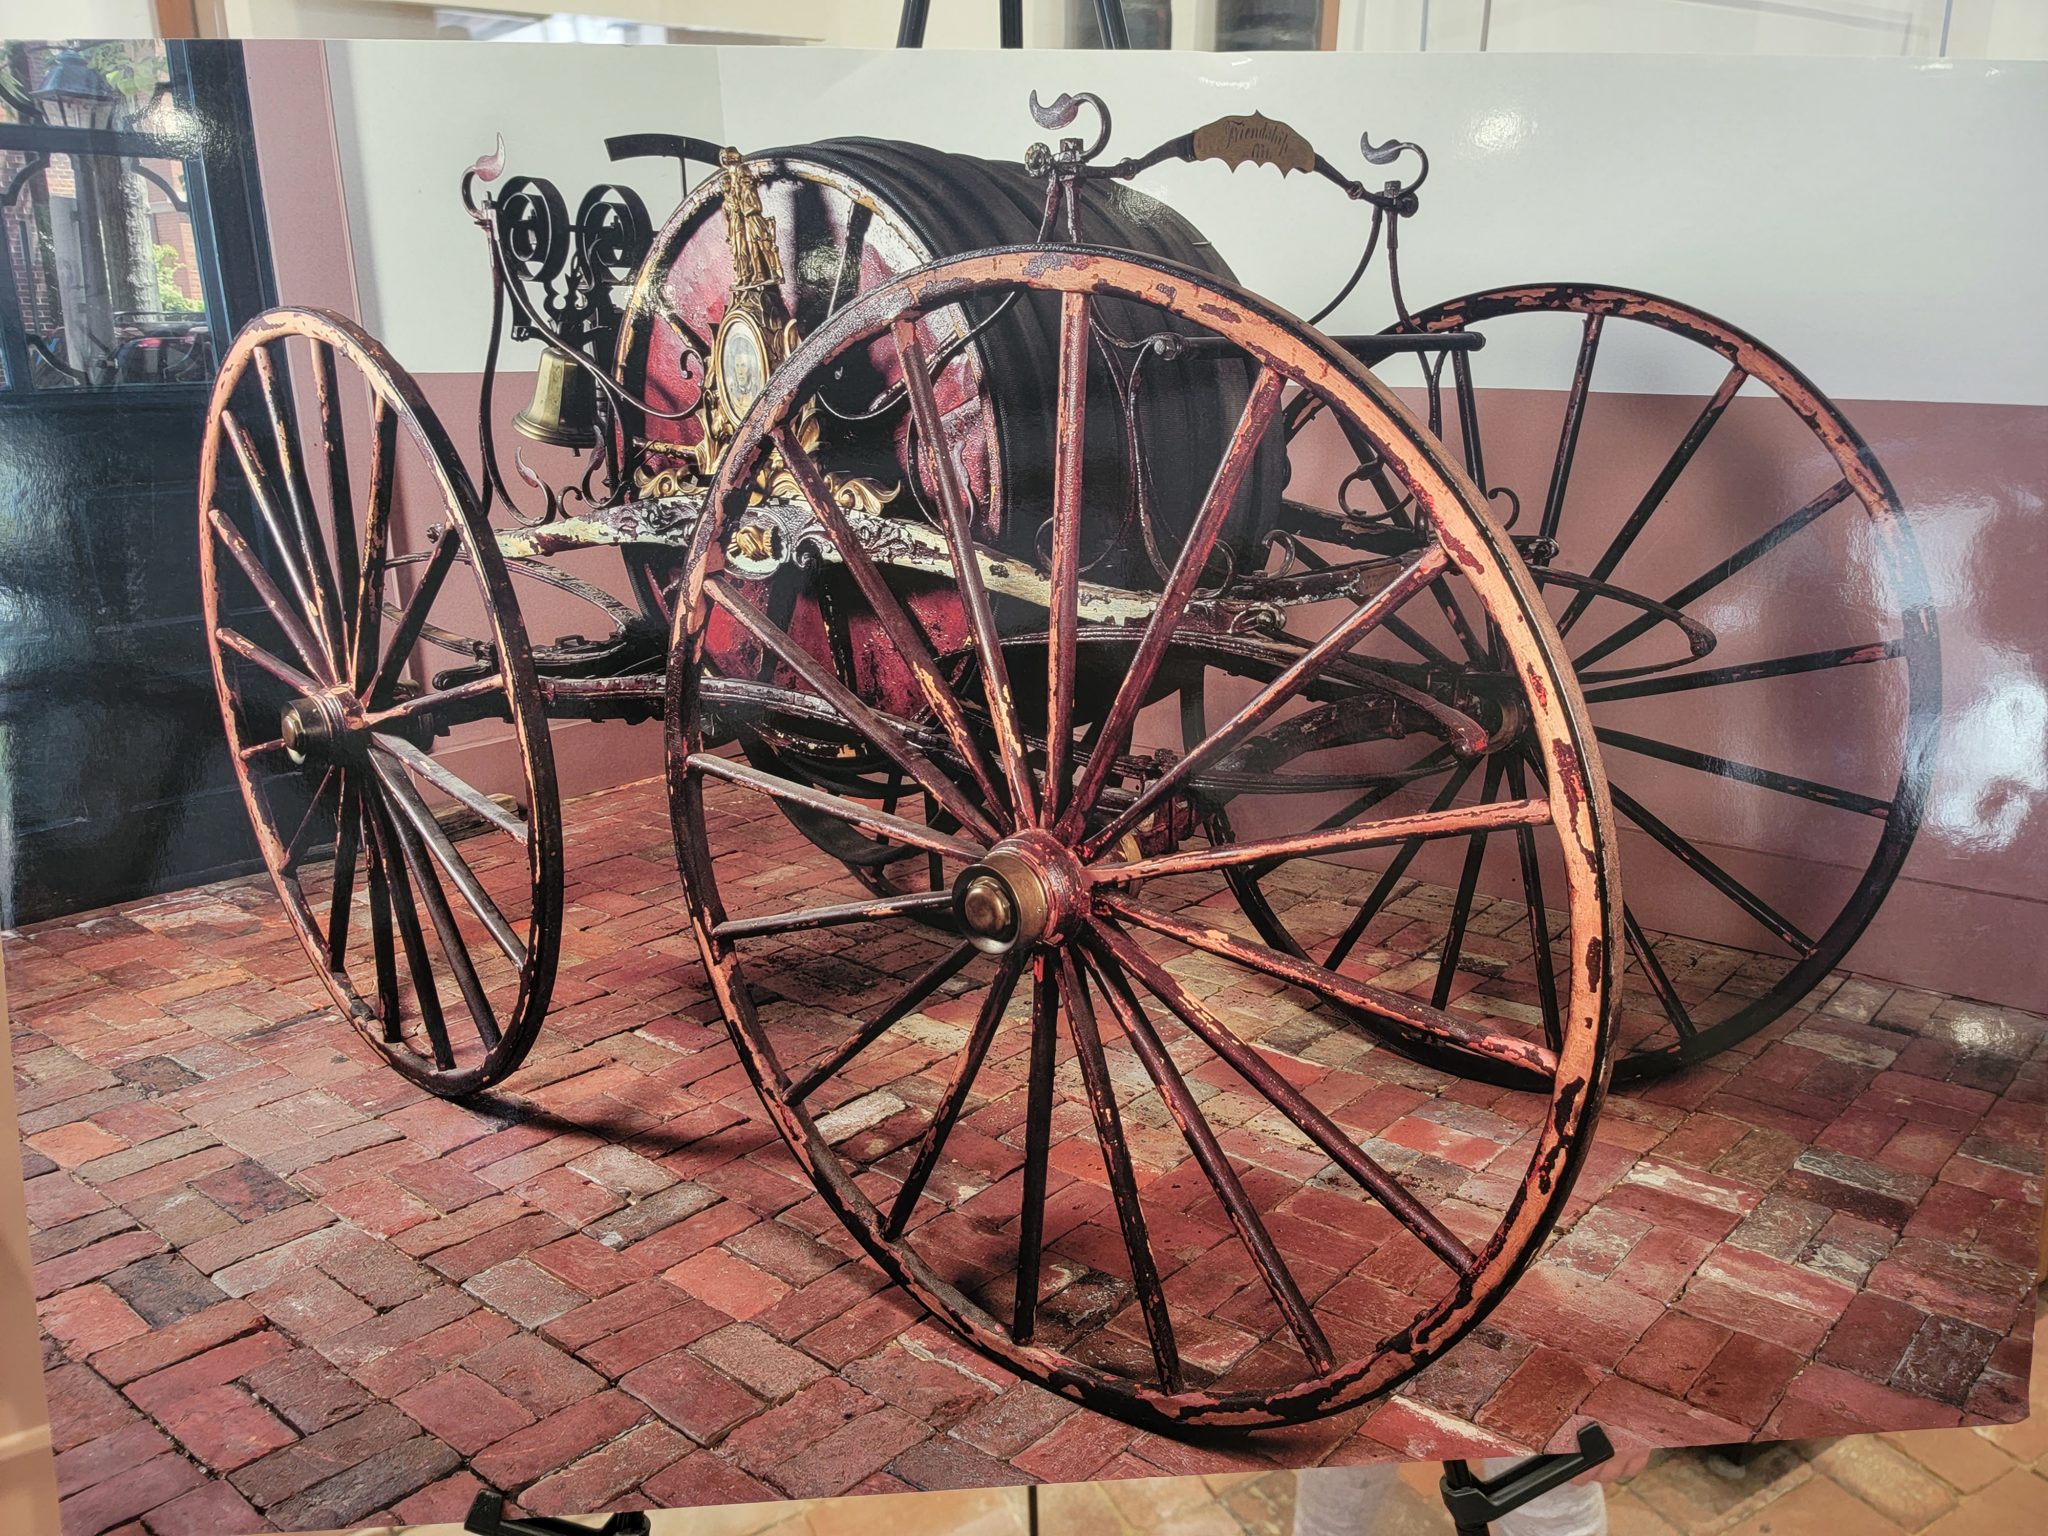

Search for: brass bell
xmin=513 ymin=348 xmax=599 ymax=450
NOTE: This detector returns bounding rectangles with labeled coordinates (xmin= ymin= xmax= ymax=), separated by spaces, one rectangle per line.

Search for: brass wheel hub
xmin=952 ymin=832 xmax=1086 ymax=955
xmin=280 ymin=689 xmax=360 ymax=765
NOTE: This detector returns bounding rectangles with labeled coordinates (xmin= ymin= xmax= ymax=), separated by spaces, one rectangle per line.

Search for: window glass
xmin=0 ymin=40 xmax=213 ymax=393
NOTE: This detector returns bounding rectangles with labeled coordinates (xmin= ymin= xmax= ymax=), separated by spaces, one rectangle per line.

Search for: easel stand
xmin=1439 ymin=1425 xmax=1614 ymax=1535
xmin=464 ymin=1490 xmax=650 ymax=1535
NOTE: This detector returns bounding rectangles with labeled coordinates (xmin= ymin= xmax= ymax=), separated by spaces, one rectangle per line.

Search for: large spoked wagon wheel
xmin=200 ymin=308 xmax=563 ymax=1097
xmin=1248 ymin=286 xmax=1938 ymax=1086
xmin=666 ymin=246 xmax=1620 ymax=1429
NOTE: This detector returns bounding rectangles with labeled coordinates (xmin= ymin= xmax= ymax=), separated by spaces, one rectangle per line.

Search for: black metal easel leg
xmin=896 ymin=0 xmax=932 ymax=48
xmin=1438 ymin=1425 xmax=1614 ymax=1534
xmin=1001 ymin=0 xmax=1025 ymax=48
xmin=464 ymin=1491 xmax=650 ymax=1536
xmin=1095 ymin=0 xmax=1133 ymax=49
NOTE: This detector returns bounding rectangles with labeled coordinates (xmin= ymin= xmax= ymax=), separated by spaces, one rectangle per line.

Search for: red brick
xmin=33 ymin=1229 xmax=167 ymax=1299
xmin=464 ymin=1257 xmax=589 ymax=1327
xmin=1011 ymin=1407 xmax=1135 ymax=1483
xmin=1616 ymin=1312 xmax=1729 ymax=1399
xmin=662 ymin=1245 xmax=791 ymax=1321
xmin=772 ymin=1402 xmax=927 ymax=1498
xmin=228 ymin=1402 xmax=418 ymax=1507
xmin=522 ymin=1422 xmax=691 ymax=1516
xmin=158 ymin=1382 xmax=296 ymax=1471
xmin=464 ymin=1330 xmax=606 ymax=1415
xmin=395 ymin=1368 xmax=536 ymax=1455
xmin=1818 ymin=1291 xmax=1927 ymax=1381
xmin=470 ymin=1390 xmax=646 ymax=1487
xmin=58 ymin=1452 xmax=205 ymax=1536
xmin=622 ymin=1348 xmax=763 ymax=1443
xmin=391 ymin=1470 xmax=490 ymax=1526
xmin=43 ymin=1368 xmax=139 ymax=1458
xmin=529 ymin=1233 xmax=650 ymax=1298
xmin=53 ymin=1418 xmax=169 ymax=1498
xmin=178 ymin=1202 xmax=336 ymax=1277
xmin=138 ymin=1478 xmax=266 ymax=1536
xmin=1575 ymin=1376 xmax=1750 ymax=1450
xmin=266 ymin=1434 xmax=461 ymax=1531
xmin=641 ymin=1450 xmax=778 ymax=1508
xmin=86 ymin=1300 xmax=264 ymax=1385
xmin=841 ymin=1338 xmax=1000 ymax=1426
xmin=39 ymin=1284 xmax=148 ymax=1355
xmin=1687 ymin=1332 xmax=1803 ymax=1427
xmin=1476 ymin=1348 xmax=1601 ymax=1444
xmin=1762 ymin=1363 xmax=1964 ymax=1437
xmin=124 ymin=1330 xmax=292 ymax=1413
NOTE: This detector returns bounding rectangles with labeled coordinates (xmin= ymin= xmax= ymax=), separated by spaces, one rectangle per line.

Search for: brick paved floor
xmin=11 ymin=774 xmax=2044 ymax=1535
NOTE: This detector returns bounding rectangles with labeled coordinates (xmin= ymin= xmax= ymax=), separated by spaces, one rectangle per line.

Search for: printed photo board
xmin=2 ymin=34 xmax=2043 ymax=1535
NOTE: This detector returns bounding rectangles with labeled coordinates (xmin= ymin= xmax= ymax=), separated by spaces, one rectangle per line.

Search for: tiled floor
xmin=10 ymin=774 xmax=2044 ymax=1535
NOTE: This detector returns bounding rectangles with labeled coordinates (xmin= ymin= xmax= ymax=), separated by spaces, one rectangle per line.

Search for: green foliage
xmin=154 ymin=243 xmax=199 ymax=313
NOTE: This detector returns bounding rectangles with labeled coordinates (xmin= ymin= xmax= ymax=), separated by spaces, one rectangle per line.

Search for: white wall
xmin=324 ymin=42 xmax=2048 ymax=406
xmin=326 ymin=38 xmax=723 ymax=372
xmin=1356 ymin=0 xmax=2047 ymax=57
xmin=0 ymin=0 xmax=158 ymax=35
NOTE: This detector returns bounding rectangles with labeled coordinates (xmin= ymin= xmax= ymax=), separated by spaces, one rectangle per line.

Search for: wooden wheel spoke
xmin=893 ymin=317 xmax=1037 ymax=823
xmin=787 ymin=941 xmax=976 ymax=1105
xmin=1537 ymin=312 xmax=1603 ymax=543
xmin=1082 ymin=941 xmax=1334 ymax=1373
xmin=1558 ymin=364 xmax=1746 ymax=635
xmin=1044 ymin=290 xmax=1090 ymax=825
xmin=371 ymin=732 xmax=529 ymax=844
xmin=352 ymin=398 xmax=399 ymax=690
xmin=884 ymin=955 xmax=1024 ymax=1239
xmin=1623 ymin=904 xmax=1696 ymax=1042
xmin=710 ymin=577 xmax=1000 ymax=845
xmin=216 ymin=625 xmax=319 ymax=697
xmin=1056 ymin=949 xmax=1181 ymax=1391
xmin=1582 ymin=637 xmax=1905 ymax=702
xmin=1095 ymin=793 xmax=1550 ymax=886
xmin=367 ymin=532 xmax=460 ymax=709
xmin=280 ymin=768 xmax=338 ymax=874
xmin=239 ymin=737 xmax=289 ymax=763
xmin=362 ymin=677 xmax=507 ymax=733
xmin=774 ymin=427 xmax=1007 ymax=814
xmin=715 ymin=890 xmax=954 ymax=943
xmin=1504 ymin=756 xmax=1564 ymax=1054
xmin=689 ymin=753 xmax=982 ymax=862
xmin=1606 ymin=779 xmax=1816 ymax=955
xmin=1598 ymin=727 xmax=1891 ymax=818
xmin=310 ymin=340 xmax=360 ymax=627
xmin=1100 ymin=893 xmax=1555 ymax=1080
xmin=368 ymin=771 xmax=503 ymax=1053
xmin=252 ymin=344 xmax=348 ymax=661
xmin=362 ymin=796 xmax=454 ymax=1067
xmin=370 ymin=754 xmax=527 ymax=970
xmin=1061 ymin=366 xmax=1285 ymax=838
xmin=1575 ymin=478 xmax=1854 ymax=671
xmin=325 ymin=778 xmax=360 ymax=973
xmin=1085 ymin=542 xmax=1451 ymax=857
xmin=1012 ymin=956 xmax=1060 ymax=1343
xmin=361 ymin=798 xmax=401 ymax=1041
xmin=221 ymin=407 xmax=337 ymax=673
xmin=208 ymin=506 xmax=331 ymax=679
xmin=1089 ymin=919 xmax=1478 ymax=1277
xmin=1324 ymin=757 xmax=1479 ymax=969
xmin=1430 ymin=758 xmax=1508 ymax=1010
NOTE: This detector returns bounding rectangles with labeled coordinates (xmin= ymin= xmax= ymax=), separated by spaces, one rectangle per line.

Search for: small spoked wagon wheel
xmin=666 ymin=246 xmax=1620 ymax=1428
xmin=1257 ymin=286 xmax=1936 ymax=1086
xmin=199 ymin=307 xmax=562 ymax=1097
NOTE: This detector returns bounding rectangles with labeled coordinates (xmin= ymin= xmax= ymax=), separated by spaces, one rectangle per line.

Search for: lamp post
xmin=29 ymin=47 xmax=150 ymax=383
